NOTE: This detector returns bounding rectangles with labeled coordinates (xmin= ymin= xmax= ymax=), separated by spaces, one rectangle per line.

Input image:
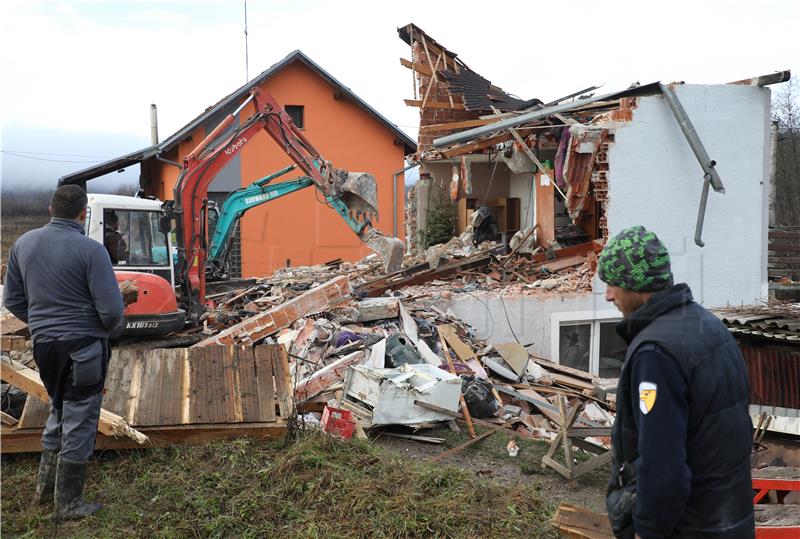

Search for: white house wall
xmin=607 ymin=84 xmax=771 ymax=307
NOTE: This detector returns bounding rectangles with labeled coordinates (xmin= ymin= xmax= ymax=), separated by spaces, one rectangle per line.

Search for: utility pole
xmin=244 ymin=0 xmax=249 ymax=82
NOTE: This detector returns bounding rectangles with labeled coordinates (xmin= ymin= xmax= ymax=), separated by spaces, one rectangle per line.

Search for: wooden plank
xmin=272 ymin=346 xmax=293 ymax=419
xmin=530 ymin=239 xmax=605 ymax=265
xmin=530 ymin=357 xmax=597 ymax=382
xmin=362 ymin=251 xmax=496 ymax=297
xmin=1 ymin=335 xmax=26 ymax=352
xmin=133 ymin=349 xmax=164 ymax=426
xmin=728 ymin=70 xmax=791 ymax=87
xmin=208 ymin=345 xmax=227 ymax=424
xmin=429 ymin=429 xmax=494 ymax=462
xmin=399 ymin=57 xmax=433 ymax=77
xmin=0 ymin=316 xmax=29 ymax=337
xmin=158 ymin=348 xmax=184 ymax=425
xmin=125 ymin=352 xmax=145 ymax=425
xmin=439 ymin=324 xmax=477 ymax=361
xmin=752 ymin=466 xmax=800 ymax=481
xmin=180 ymin=348 xmax=191 ymax=424
xmin=551 ymin=503 xmax=614 ymax=539
xmin=442 ymin=132 xmax=516 ymax=158
xmin=0 ymin=356 xmax=147 ymax=444
xmin=102 ymin=349 xmax=129 ymax=417
xmin=188 ymin=347 xmax=211 ymax=424
xmin=382 ymin=432 xmax=445 ymax=444
xmin=17 ymin=396 xmax=49 ymax=429
xmin=229 ymin=347 xmax=245 ymax=423
xmin=413 ymin=399 xmax=532 ymax=441
xmin=193 ymin=276 xmax=352 ymax=347
xmin=754 ymin=504 xmax=800 ymax=527
xmin=1 ymin=422 xmax=286 ymax=453
xmin=1 ymin=357 xmax=49 ymax=401
xmin=1 ymin=410 xmax=18 ymax=427
xmin=420 ymin=118 xmax=502 ymax=134
xmin=254 ymin=345 xmax=276 ymax=422
xmin=404 ymin=99 xmax=465 ymax=110
xmin=541 ymin=255 xmax=587 ymax=273
xmin=238 ymin=347 xmax=261 ymax=422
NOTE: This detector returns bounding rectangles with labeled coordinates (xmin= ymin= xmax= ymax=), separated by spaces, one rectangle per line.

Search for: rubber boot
xmin=34 ymin=449 xmax=58 ymax=505
xmin=54 ymin=458 xmax=103 ymax=522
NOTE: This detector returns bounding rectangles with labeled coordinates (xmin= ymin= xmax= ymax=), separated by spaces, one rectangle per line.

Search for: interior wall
xmin=607 ymin=84 xmax=771 ymax=307
xmin=436 ymin=290 xmax=619 ymax=359
xmin=509 ymin=170 xmax=535 ymax=231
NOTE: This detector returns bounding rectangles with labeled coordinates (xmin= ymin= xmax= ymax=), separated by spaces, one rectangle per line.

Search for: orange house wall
xmin=152 ymin=60 xmax=406 ymax=277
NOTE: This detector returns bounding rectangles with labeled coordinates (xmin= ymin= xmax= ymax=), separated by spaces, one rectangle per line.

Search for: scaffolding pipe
xmin=659 ymin=83 xmax=726 ymax=247
xmin=433 ymin=88 xmax=642 ymax=148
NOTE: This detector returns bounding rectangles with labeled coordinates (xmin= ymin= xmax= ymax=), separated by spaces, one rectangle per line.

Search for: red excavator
xmin=84 ymin=87 xmax=403 ymax=336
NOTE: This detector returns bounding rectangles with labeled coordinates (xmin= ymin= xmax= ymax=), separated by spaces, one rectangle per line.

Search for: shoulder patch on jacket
xmin=639 ymin=382 xmax=657 ymax=414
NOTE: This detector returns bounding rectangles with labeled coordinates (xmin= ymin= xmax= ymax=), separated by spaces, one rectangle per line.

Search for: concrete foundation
xmin=434 ymin=283 xmax=620 ymax=360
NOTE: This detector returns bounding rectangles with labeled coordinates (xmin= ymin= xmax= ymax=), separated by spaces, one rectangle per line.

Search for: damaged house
xmin=59 ymin=50 xmax=415 ymax=276
xmin=399 ymin=23 xmax=787 ymax=379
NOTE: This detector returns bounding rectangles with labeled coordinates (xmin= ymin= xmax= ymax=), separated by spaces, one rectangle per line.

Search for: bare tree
xmin=771 ymin=78 xmax=800 ymax=226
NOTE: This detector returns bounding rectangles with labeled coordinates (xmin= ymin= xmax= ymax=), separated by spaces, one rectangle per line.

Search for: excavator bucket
xmin=330 ymin=169 xmax=404 ymax=273
xmin=333 ymin=171 xmax=380 ymax=221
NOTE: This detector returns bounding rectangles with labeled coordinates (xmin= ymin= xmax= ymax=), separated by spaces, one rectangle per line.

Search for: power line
xmin=0 ymin=151 xmax=110 ymax=164
xmin=2 ymin=149 xmax=118 ymax=158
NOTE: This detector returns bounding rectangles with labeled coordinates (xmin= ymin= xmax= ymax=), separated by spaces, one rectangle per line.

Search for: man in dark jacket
xmin=598 ymin=225 xmax=754 ymax=539
xmin=3 ymin=185 xmax=124 ymax=522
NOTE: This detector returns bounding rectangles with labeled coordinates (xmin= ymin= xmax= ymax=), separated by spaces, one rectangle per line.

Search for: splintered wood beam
xmin=442 ymin=132 xmax=515 ymax=158
xmin=551 ymin=503 xmax=614 ymax=539
xmin=1 ymin=335 xmax=26 ymax=352
xmin=1 ymin=356 xmax=149 ymax=445
xmin=1 ymin=411 xmax=18 ymax=427
xmin=404 ymin=99 xmax=465 ymax=110
xmin=419 ymin=118 xmax=500 ymax=134
xmin=399 ymin=58 xmax=433 ymax=77
xmin=428 ymin=429 xmax=494 ymax=462
xmin=728 ymin=70 xmax=791 ymax=87
xmin=193 ymin=276 xmax=352 ymax=347
xmin=1 ymin=422 xmax=286 ymax=453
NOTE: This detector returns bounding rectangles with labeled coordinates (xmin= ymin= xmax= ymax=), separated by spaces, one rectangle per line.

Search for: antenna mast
xmin=244 ymin=0 xmax=249 ymax=82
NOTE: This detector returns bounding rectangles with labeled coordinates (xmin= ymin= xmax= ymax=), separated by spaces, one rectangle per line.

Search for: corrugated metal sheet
xmin=738 ymin=340 xmax=800 ymax=409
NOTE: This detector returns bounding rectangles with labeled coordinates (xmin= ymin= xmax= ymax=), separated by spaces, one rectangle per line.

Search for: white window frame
xmin=551 ymin=310 xmax=623 ymax=376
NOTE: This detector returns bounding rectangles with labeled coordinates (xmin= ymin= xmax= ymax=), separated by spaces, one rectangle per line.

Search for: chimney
xmin=150 ymin=104 xmax=159 ymax=145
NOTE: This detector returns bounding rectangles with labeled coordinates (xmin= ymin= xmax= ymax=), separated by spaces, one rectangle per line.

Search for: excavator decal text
xmin=244 ymin=192 xmax=275 ymax=205
xmin=224 ymin=137 xmax=248 ymax=156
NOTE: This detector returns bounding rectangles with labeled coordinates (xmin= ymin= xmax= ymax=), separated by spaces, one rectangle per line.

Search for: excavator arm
xmin=207 ymin=166 xmax=314 ymax=279
xmin=168 ymin=87 xmax=403 ymax=309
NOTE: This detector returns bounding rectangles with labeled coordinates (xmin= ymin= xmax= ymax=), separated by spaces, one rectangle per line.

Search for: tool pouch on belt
xmin=606 ymin=463 xmax=637 ymax=539
xmin=69 ymin=341 xmax=104 ymax=387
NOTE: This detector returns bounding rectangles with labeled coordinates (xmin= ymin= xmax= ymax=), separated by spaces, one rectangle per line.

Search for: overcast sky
xmin=1 ymin=0 xmax=797 ymax=192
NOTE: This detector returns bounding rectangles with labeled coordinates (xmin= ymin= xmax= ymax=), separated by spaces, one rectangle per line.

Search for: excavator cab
xmin=85 ymin=194 xmax=186 ymax=336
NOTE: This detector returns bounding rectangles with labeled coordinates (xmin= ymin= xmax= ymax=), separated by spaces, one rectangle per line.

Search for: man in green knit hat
xmin=598 ymin=225 xmax=754 ymax=539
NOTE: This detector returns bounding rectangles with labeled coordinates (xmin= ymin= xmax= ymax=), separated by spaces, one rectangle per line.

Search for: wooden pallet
xmin=1 ymin=344 xmax=291 ymax=453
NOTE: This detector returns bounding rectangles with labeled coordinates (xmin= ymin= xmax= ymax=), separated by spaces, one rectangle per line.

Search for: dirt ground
xmin=373 ymin=423 xmax=609 ymax=513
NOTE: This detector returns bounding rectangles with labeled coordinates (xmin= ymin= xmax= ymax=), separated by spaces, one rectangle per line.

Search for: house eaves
xmin=60 ymin=50 xmax=416 ymax=187
xmin=432 ymin=82 xmax=663 ymax=148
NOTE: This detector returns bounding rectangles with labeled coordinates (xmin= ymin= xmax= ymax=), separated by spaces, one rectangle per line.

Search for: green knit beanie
xmin=598 ymin=226 xmax=673 ymax=292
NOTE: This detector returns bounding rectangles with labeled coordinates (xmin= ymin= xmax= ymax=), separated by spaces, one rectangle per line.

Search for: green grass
xmin=2 ymin=433 xmax=560 ymax=538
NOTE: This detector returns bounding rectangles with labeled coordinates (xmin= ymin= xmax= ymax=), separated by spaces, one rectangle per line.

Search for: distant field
xmin=1 ymin=214 xmax=50 ymax=266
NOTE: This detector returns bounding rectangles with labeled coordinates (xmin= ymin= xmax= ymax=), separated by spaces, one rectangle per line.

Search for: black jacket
xmin=609 ymin=283 xmax=754 ymax=538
